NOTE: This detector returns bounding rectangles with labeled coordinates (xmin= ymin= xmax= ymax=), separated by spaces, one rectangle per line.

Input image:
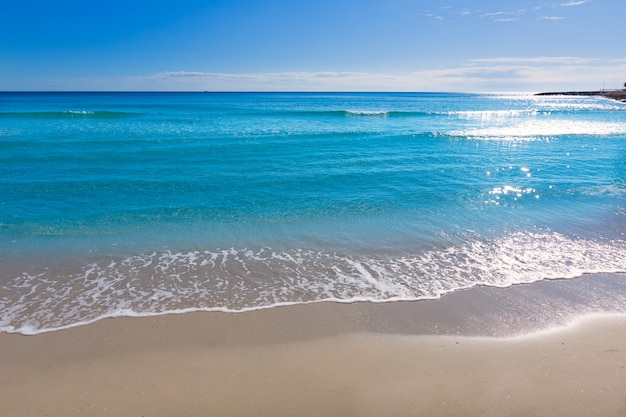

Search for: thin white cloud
xmin=481 ymin=11 xmax=511 ymax=17
xmin=538 ymin=16 xmax=565 ymax=20
xmin=155 ymin=71 xmax=213 ymax=78
xmin=493 ymin=18 xmax=521 ymax=22
xmin=472 ymin=56 xmax=596 ymax=64
xmin=408 ymin=58 xmax=626 ymax=92
xmin=419 ymin=1 xmax=589 ymax=22
xmin=480 ymin=10 xmax=526 ymax=22
xmin=417 ymin=11 xmax=444 ymax=19
xmin=138 ymin=59 xmax=626 ymax=92
xmin=132 ymin=71 xmax=407 ymax=91
xmin=560 ymin=0 xmax=589 ymax=6
xmin=19 ymin=57 xmax=626 ymax=93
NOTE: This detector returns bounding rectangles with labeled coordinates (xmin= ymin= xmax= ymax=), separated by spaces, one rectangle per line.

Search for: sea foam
xmin=2 ymin=232 xmax=625 ymax=335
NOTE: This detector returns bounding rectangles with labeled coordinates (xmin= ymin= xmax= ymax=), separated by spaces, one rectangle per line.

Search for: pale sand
xmin=1 ymin=276 xmax=626 ymax=416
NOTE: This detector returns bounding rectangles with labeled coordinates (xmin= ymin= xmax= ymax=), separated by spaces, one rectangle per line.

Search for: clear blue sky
xmin=1 ymin=0 xmax=624 ymax=91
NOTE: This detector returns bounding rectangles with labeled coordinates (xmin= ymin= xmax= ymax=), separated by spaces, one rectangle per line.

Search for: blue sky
xmin=1 ymin=0 xmax=624 ymax=91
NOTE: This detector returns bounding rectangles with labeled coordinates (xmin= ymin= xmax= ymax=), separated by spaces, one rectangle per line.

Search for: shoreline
xmin=536 ymin=90 xmax=626 ymax=102
xmin=5 ymin=270 xmax=626 ymax=337
xmin=1 ymin=273 xmax=626 ymax=416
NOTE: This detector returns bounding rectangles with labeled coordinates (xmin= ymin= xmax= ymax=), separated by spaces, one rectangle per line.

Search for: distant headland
xmin=536 ymin=90 xmax=626 ymax=102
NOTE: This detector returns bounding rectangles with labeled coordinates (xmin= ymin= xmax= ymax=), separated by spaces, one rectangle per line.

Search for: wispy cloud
xmin=418 ymin=1 xmax=590 ymax=22
xmin=481 ymin=10 xmax=525 ymax=18
xmin=472 ymin=56 xmax=595 ymax=64
xmin=538 ymin=16 xmax=565 ymax=20
xmin=21 ymin=58 xmax=626 ymax=93
xmin=128 ymin=71 xmax=408 ymax=91
xmin=493 ymin=18 xmax=521 ymax=22
xmin=408 ymin=57 xmax=626 ymax=91
xmin=560 ymin=0 xmax=590 ymax=6
xmin=417 ymin=11 xmax=444 ymax=20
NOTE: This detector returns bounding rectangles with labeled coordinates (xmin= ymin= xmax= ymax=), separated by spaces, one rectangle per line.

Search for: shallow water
xmin=1 ymin=92 xmax=625 ymax=334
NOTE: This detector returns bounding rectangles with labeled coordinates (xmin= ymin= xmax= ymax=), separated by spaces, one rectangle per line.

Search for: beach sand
xmin=1 ymin=274 xmax=626 ymax=417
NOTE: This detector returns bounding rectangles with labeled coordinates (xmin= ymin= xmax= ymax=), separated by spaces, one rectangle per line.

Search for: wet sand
xmin=1 ymin=274 xmax=626 ymax=416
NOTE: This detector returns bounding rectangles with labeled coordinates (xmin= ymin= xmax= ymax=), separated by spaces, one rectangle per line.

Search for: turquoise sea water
xmin=1 ymin=92 xmax=625 ymax=334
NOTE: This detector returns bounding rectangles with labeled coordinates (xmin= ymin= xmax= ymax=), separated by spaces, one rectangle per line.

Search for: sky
xmin=1 ymin=0 xmax=625 ymax=92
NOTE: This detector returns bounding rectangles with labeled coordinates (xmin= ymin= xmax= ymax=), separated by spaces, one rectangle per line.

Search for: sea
xmin=1 ymin=91 xmax=625 ymax=335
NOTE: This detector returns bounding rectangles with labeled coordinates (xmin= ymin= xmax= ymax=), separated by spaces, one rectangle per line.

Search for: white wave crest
xmin=1 ymin=232 xmax=625 ymax=334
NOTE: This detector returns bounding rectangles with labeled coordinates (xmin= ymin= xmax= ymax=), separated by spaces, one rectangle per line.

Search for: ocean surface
xmin=1 ymin=91 xmax=625 ymax=335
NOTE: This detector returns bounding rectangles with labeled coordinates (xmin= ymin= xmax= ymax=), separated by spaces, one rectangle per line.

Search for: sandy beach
xmin=1 ymin=274 xmax=626 ymax=417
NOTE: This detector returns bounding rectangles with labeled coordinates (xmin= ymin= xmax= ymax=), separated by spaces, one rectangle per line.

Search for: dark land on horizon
xmin=536 ymin=90 xmax=626 ymax=102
